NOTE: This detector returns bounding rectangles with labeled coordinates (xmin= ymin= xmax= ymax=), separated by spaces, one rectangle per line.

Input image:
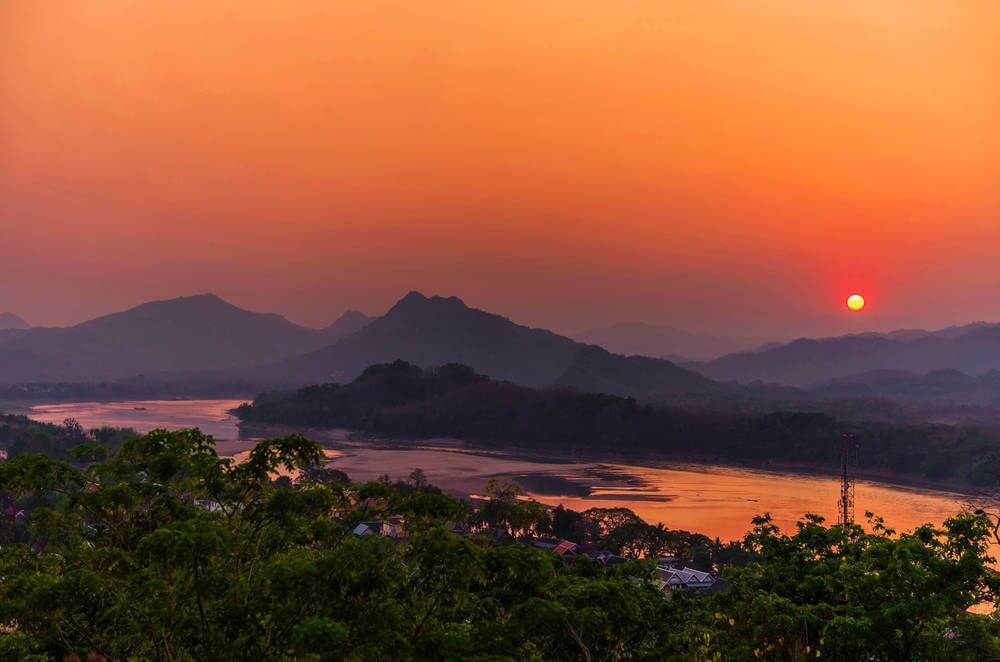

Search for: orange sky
xmin=1 ymin=1 xmax=997 ymax=335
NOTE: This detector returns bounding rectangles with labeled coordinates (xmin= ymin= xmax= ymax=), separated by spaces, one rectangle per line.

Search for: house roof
xmin=353 ymin=520 xmax=404 ymax=537
xmin=658 ymin=566 xmax=718 ymax=590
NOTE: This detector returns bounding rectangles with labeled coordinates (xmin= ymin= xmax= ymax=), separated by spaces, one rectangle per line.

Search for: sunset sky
xmin=2 ymin=1 xmax=997 ymax=336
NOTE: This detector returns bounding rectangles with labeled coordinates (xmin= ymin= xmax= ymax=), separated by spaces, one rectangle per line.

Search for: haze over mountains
xmin=810 ymin=369 xmax=1000 ymax=404
xmin=322 ymin=309 xmax=374 ymax=340
xmin=0 ymin=291 xmax=723 ymax=401
xmin=0 ymin=313 xmax=31 ymax=347
xmin=4 ymin=291 xmax=1000 ymax=411
xmin=574 ymin=322 xmax=782 ymax=361
xmin=0 ymin=312 xmax=30 ymax=331
xmin=0 ymin=295 xmax=354 ymax=384
xmin=265 ymin=291 xmax=722 ymax=399
xmin=268 ymin=292 xmax=582 ymax=387
xmin=696 ymin=323 xmax=1000 ymax=387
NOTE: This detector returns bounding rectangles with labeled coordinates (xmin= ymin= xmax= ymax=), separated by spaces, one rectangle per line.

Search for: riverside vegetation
xmin=236 ymin=361 xmax=1000 ymax=490
xmin=0 ymin=428 xmax=998 ymax=660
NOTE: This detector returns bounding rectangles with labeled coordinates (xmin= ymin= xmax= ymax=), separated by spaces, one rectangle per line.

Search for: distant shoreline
xmin=1 ymin=394 xmax=254 ymax=413
xmin=238 ymin=421 xmax=990 ymax=500
xmin=8 ymin=395 xmax=991 ymax=500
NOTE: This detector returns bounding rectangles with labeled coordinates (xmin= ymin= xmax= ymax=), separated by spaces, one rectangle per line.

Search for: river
xmin=27 ymin=399 xmax=987 ymax=543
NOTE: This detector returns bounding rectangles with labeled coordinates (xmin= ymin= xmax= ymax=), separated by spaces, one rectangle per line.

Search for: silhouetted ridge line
xmin=0 ymin=312 xmax=30 ymax=330
xmin=696 ymin=322 xmax=1000 ymax=386
xmin=264 ymin=291 xmax=726 ymax=398
xmin=0 ymin=294 xmax=337 ymax=384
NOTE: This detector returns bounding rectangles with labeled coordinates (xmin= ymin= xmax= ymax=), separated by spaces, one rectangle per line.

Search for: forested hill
xmin=235 ymin=361 xmax=1000 ymax=489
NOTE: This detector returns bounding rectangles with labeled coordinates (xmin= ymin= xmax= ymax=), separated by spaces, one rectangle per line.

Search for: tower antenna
xmin=838 ymin=433 xmax=855 ymax=526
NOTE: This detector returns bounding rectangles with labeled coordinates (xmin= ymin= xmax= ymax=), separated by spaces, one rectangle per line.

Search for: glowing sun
xmin=847 ymin=293 xmax=866 ymax=312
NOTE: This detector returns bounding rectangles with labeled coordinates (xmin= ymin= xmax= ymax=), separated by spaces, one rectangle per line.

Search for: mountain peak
xmin=187 ymin=292 xmax=225 ymax=302
xmin=269 ymin=291 xmax=725 ymax=398
xmin=167 ymin=292 xmax=229 ymax=306
xmin=400 ymin=290 xmax=428 ymax=304
xmin=0 ymin=312 xmax=30 ymax=330
xmin=0 ymin=294 xmax=336 ymax=384
xmin=387 ymin=291 xmax=469 ymax=317
xmin=322 ymin=309 xmax=375 ymax=341
xmin=109 ymin=293 xmax=250 ymax=321
xmin=132 ymin=292 xmax=230 ymax=309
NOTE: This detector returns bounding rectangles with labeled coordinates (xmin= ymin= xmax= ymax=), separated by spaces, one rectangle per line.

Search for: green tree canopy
xmin=1 ymin=429 xmax=997 ymax=661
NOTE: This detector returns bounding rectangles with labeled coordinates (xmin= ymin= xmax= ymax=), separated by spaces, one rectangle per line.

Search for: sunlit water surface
xmin=27 ymin=399 xmax=986 ymax=543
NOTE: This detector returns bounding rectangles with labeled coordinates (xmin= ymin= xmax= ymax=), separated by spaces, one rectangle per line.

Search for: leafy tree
xmin=684 ymin=512 xmax=1000 ymax=661
xmin=1 ymin=428 xmax=997 ymax=660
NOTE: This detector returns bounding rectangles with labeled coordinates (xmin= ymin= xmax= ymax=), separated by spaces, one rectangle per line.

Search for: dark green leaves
xmin=2 ymin=428 xmax=998 ymax=660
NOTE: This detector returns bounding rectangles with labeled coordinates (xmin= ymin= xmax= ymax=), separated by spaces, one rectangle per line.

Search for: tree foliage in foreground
xmin=0 ymin=429 xmax=998 ymax=661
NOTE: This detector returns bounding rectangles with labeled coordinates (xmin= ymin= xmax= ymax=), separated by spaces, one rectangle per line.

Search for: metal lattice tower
xmin=838 ymin=433 xmax=855 ymax=526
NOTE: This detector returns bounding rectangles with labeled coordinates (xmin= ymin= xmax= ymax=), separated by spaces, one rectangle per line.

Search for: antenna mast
xmin=838 ymin=433 xmax=855 ymax=526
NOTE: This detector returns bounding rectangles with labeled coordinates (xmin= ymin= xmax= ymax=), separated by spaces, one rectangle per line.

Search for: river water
xmin=28 ymin=399 xmax=987 ymax=543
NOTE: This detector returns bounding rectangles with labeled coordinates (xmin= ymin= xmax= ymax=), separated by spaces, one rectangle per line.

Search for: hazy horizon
xmin=3 ymin=1 xmax=997 ymax=337
xmin=6 ymin=288 xmax=1000 ymax=343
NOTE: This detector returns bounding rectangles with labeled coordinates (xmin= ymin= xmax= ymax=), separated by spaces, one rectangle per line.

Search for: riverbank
xmin=17 ymin=394 xmax=989 ymax=499
xmin=235 ymin=423 xmax=982 ymax=542
xmin=17 ymin=399 xmax=985 ymax=543
xmin=238 ymin=421 xmax=991 ymax=501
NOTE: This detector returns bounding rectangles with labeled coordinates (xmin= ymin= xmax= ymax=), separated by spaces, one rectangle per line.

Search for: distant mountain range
xmin=7 ymin=292 xmax=1000 ymax=411
xmin=573 ymin=322 xmax=781 ymax=361
xmin=322 ymin=309 xmax=374 ymax=340
xmin=0 ymin=312 xmax=30 ymax=331
xmin=264 ymin=291 xmax=723 ymax=398
xmin=0 ymin=295 xmax=359 ymax=384
xmin=267 ymin=292 xmax=582 ymax=387
xmin=809 ymin=369 xmax=1000 ymax=403
xmin=0 ymin=292 xmax=723 ymax=400
xmin=696 ymin=323 xmax=1000 ymax=387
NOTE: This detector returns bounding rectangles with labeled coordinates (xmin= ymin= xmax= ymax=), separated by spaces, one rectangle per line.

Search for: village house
xmin=352 ymin=515 xmax=405 ymax=539
xmin=345 ymin=514 xmax=728 ymax=598
xmin=528 ymin=537 xmax=578 ymax=557
xmin=580 ymin=548 xmax=629 ymax=567
xmin=656 ymin=562 xmax=726 ymax=595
